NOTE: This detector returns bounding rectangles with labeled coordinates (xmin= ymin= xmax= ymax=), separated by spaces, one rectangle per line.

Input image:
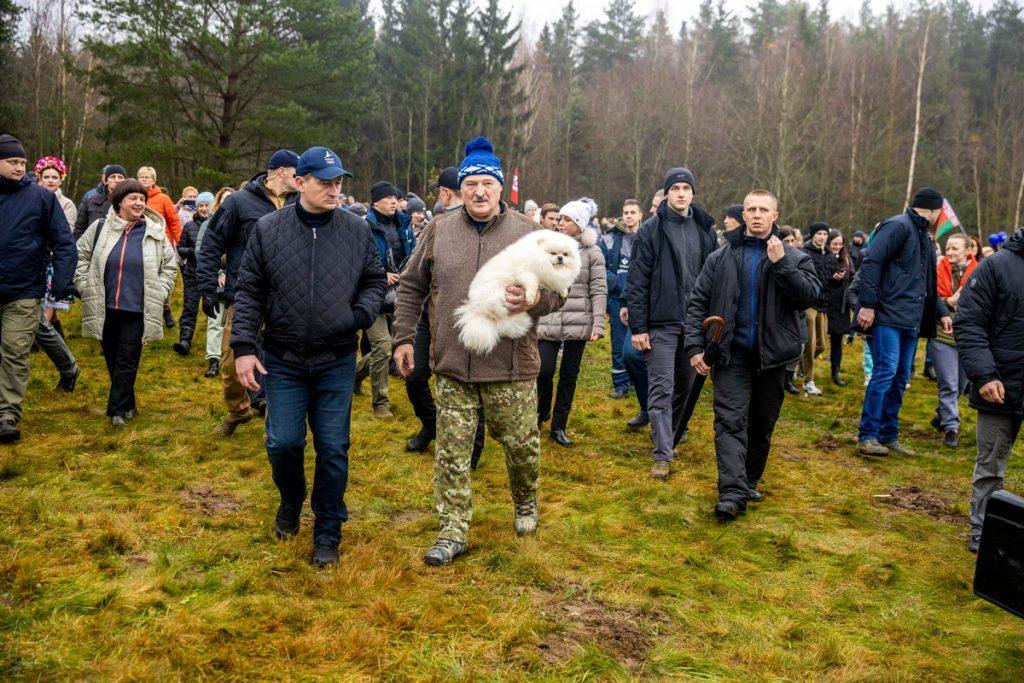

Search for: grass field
xmin=2 ymin=294 xmax=1023 ymax=680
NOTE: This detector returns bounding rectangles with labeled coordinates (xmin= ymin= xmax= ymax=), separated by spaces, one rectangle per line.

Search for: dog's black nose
xmin=556 ymin=256 xmax=563 ymax=263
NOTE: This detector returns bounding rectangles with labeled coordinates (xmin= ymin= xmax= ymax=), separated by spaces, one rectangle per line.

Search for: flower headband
xmin=34 ymin=155 xmax=68 ymax=178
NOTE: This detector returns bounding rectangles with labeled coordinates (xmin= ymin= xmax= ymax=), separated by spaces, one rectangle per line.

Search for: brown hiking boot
xmin=373 ymin=405 xmax=393 ymax=419
xmin=217 ymin=412 xmax=253 ymax=437
xmin=650 ymin=461 xmax=670 ymax=480
xmin=857 ymin=439 xmax=889 ymax=457
xmin=881 ymin=441 xmax=915 ymax=456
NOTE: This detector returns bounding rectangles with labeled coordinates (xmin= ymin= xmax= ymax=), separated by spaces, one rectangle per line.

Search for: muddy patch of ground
xmin=180 ymin=485 xmax=243 ymax=516
xmin=536 ymin=584 xmax=660 ymax=672
xmin=390 ymin=510 xmax=426 ymax=525
xmin=874 ymin=486 xmax=962 ymax=524
xmin=815 ymin=434 xmax=845 ymax=452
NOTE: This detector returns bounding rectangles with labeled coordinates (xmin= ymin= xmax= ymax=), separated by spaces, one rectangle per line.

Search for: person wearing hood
xmin=74 ymin=179 xmax=178 ymax=428
xmin=686 ymin=190 xmax=821 ymax=520
xmin=800 ymin=221 xmax=831 ymax=396
xmin=537 ymin=198 xmax=607 ymax=446
xmin=356 ymin=180 xmax=416 ymax=419
xmin=626 ymin=167 xmax=719 ymax=480
xmin=197 ymin=149 xmax=298 ymax=436
xmin=74 ymin=164 xmax=126 ymax=240
xmin=0 ymin=135 xmax=77 ymax=443
xmin=173 ymin=191 xmax=217 ymax=373
xmin=601 ymin=199 xmax=644 ymax=400
xmin=954 ymin=227 xmax=1024 ymax=553
xmin=850 ymin=230 xmax=867 ymax=270
xmin=856 ymin=188 xmax=952 ymax=457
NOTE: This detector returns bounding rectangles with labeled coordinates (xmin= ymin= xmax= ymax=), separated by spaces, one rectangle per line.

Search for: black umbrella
xmin=673 ymin=316 xmax=725 ymax=447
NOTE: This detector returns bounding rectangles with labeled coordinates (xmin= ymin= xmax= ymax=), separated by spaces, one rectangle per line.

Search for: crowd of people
xmin=1 ymin=130 xmax=1021 ymax=567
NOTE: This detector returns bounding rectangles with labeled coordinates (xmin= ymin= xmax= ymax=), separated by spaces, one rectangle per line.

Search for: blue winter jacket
xmin=365 ymin=209 xmax=415 ymax=271
xmin=857 ymin=208 xmax=947 ymax=335
xmin=0 ymin=175 xmax=77 ymax=303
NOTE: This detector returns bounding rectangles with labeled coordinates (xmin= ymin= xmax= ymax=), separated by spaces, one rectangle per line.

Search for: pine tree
xmin=0 ymin=0 xmax=22 ymax=129
xmin=580 ymin=0 xmax=643 ymax=76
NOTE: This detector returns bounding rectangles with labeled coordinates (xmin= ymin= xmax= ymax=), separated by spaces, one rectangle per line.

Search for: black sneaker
xmin=944 ymin=430 xmax=959 ymax=449
xmin=172 ymin=340 xmax=191 ymax=356
xmin=406 ymin=428 xmax=435 ymax=452
xmin=626 ymin=411 xmax=649 ymax=430
xmin=423 ymin=538 xmax=467 ymax=566
xmin=608 ymin=388 xmax=630 ymax=399
xmin=311 ymin=540 xmax=340 ymax=568
xmin=56 ymin=366 xmax=80 ymax=392
xmin=747 ymin=488 xmax=764 ymax=503
xmin=0 ymin=419 xmax=20 ymax=444
xmin=274 ymin=503 xmax=301 ymax=539
xmin=714 ymin=499 xmax=745 ymax=520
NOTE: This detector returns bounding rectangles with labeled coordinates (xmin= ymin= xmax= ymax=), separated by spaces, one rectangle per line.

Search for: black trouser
xmin=179 ymin=269 xmax=200 ymax=343
xmin=829 ymin=332 xmax=844 ymax=372
xmin=406 ymin=311 xmax=437 ymax=432
xmin=712 ymin=347 xmax=787 ymax=504
xmin=101 ymin=308 xmax=144 ymax=418
xmin=537 ymin=339 xmax=587 ymax=432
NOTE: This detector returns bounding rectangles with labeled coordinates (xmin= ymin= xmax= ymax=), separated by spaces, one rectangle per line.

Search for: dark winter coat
xmin=625 ymin=202 xmax=718 ymax=333
xmin=230 ymin=204 xmax=387 ymax=365
xmin=954 ymin=228 xmax=1024 ymax=417
xmin=684 ymin=227 xmax=821 ymax=370
xmin=801 ymin=244 xmax=830 ymax=310
xmin=825 ymin=252 xmax=852 ymax=334
xmin=75 ymin=184 xmax=110 ymax=241
xmin=857 ymin=209 xmax=948 ymax=336
xmin=599 ymin=224 xmax=638 ymax=300
xmin=177 ymin=217 xmax=205 ymax=277
xmin=197 ymin=173 xmax=296 ymax=304
xmin=849 ymin=241 xmax=866 ymax=271
xmin=365 ymin=209 xmax=416 ymax=272
xmin=0 ymin=175 xmax=77 ymax=303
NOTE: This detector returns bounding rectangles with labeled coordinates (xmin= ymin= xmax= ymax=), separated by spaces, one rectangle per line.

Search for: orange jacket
xmin=146 ymin=185 xmax=182 ymax=245
xmin=936 ymin=254 xmax=977 ymax=298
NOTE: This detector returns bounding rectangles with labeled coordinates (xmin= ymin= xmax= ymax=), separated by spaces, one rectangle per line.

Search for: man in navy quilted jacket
xmin=231 ymin=146 xmax=386 ymax=568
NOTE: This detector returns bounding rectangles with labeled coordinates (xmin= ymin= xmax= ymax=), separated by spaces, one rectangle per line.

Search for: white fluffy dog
xmin=455 ymin=230 xmax=581 ymax=354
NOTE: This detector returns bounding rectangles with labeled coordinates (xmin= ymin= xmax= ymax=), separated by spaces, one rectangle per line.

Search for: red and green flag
xmin=936 ymin=199 xmax=964 ymax=246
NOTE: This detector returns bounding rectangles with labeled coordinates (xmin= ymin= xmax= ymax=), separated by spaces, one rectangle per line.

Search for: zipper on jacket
xmin=469 ymin=231 xmax=483 ymax=379
xmin=305 ymin=227 xmax=317 ymax=357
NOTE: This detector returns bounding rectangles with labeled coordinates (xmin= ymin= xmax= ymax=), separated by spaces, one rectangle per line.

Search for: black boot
xmin=626 ymin=410 xmax=649 ymax=429
xmin=406 ymin=426 xmax=436 ymax=452
xmin=204 ymin=358 xmax=220 ymax=378
xmin=163 ymin=307 xmax=176 ymax=328
xmin=549 ymin=429 xmax=572 ymax=446
xmin=784 ymin=370 xmax=801 ymax=395
xmin=173 ymin=333 xmax=192 ymax=356
xmin=831 ymin=368 xmax=847 ymax=387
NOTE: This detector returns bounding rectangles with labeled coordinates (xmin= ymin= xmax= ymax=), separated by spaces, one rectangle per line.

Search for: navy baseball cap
xmin=428 ymin=166 xmax=459 ymax=191
xmin=267 ymin=149 xmax=299 ymax=170
xmin=295 ymin=147 xmax=353 ymax=180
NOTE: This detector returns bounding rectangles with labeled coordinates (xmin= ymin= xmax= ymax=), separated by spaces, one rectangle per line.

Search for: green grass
xmin=2 ymin=288 xmax=1023 ymax=680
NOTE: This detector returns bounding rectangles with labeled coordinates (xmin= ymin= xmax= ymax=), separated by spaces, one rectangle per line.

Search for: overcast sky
xmin=372 ymin=0 xmax=998 ymax=40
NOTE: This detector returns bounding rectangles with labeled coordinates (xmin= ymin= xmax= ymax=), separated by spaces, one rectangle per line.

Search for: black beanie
xmin=102 ymin=164 xmax=128 ymax=179
xmin=370 ymin=181 xmax=401 ymax=203
xmin=806 ymin=221 xmax=830 ymax=240
xmin=911 ymin=187 xmax=943 ymax=211
xmin=0 ymin=134 xmax=26 ymax=160
xmin=724 ymin=204 xmax=744 ymax=224
xmin=663 ymin=167 xmax=697 ymax=195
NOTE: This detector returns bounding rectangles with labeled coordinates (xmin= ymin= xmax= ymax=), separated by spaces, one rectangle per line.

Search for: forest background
xmin=2 ymin=0 xmax=1024 ymax=233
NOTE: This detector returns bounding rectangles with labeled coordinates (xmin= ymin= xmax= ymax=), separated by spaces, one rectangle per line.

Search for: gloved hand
xmin=201 ymin=295 xmax=221 ymax=319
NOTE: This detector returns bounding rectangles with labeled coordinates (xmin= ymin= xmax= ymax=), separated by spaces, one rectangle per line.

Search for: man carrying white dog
xmin=393 ymin=136 xmax=565 ymax=566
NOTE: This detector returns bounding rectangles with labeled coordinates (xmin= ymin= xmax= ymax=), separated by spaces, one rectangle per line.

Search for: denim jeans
xmin=607 ymin=297 xmax=630 ymax=391
xmin=264 ymin=351 xmax=355 ymax=545
xmin=623 ymin=341 xmax=648 ymax=412
xmin=859 ymin=325 xmax=918 ymax=442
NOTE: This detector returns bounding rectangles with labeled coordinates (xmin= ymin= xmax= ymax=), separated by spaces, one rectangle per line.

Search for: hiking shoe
xmin=406 ymin=428 xmax=435 ymax=452
xmin=608 ymin=388 xmax=630 ymax=399
xmin=803 ymin=381 xmax=823 ymax=396
xmin=747 ymin=488 xmax=764 ymax=503
xmin=56 ymin=366 xmax=80 ymax=392
xmin=111 ymin=416 xmax=127 ymax=429
xmin=423 ymin=538 xmax=467 ymax=566
xmin=125 ymin=409 xmax=138 ymax=421
xmin=217 ymin=413 xmax=252 ymax=436
xmin=650 ymin=461 xmax=670 ymax=480
xmin=626 ymin=410 xmax=649 ymax=429
xmin=857 ymin=439 xmax=889 ymax=457
xmin=784 ymin=379 xmax=801 ymax=395
xmin=311 ymin=540 xmax=340 ymax=568
xmin=373 ymin=406 xmax=393 ymax=419
xmin=514 ymin=498 xmax=539 ymax=535
xmin=0 ymin=419 xmax=21 ymax=444
xmin=274 ymin=503 xmax=301 ymax=539
xmin=881 ymin=441 xmax=915 ymax=456
xmin=944 ymin=430 xmax=959 ymax=449
xmin=714 ymin=499 xmax=744 ymax=520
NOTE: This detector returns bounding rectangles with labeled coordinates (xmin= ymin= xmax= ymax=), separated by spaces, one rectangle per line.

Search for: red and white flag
xmin=510 ymin=167 xmax=520 ymax=207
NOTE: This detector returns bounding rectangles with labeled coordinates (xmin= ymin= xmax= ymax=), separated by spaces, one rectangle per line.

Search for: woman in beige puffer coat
xmin=537 ymin=198 xmax=607 ymax=446
xmin=75 ymin=180 xmax=178 ymax=426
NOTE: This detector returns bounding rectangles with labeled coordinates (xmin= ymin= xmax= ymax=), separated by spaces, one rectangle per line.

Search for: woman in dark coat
xmin=825 ymin=230 xmax=852 ymax=386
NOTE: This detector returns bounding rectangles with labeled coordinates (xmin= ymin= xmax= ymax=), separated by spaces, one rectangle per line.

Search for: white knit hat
xmin=559 ymin=197 xmax=598 ymax=233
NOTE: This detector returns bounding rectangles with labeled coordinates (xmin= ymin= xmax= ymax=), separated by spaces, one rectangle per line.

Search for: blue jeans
xmin=623 ymin=336 xmax=649 ymax=412
xmin=264 ymin=351 xmax=355 ymax=545
xmin=859 ymin=325 xmax=918 ymax=442
xmin=607 ymin=297 xmax=630 ymax=391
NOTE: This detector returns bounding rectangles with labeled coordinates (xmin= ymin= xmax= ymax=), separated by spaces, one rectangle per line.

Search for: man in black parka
xmin=686 ymin=190 xmax=821 ymax=520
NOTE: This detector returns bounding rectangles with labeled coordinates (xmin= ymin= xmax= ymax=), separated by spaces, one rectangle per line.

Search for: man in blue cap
xmin=232 ymin=146 xmax=386 ymax=567
xmin=198 ymin=148 xmax=298 ymax=436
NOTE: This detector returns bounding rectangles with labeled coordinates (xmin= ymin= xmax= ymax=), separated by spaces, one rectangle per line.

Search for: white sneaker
xmin=803 ymin=381 xmax=823 ymax=396
xmin=863 ymin=375 xmax=872 ymax=386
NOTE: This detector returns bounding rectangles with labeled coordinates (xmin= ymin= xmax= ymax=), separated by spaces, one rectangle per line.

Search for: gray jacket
xmin=537 ymin=229 xmax=608 ymax=341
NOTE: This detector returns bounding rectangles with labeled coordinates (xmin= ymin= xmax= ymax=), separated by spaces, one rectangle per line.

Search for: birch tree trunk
xmin=905 ymin=16 xmax=931 ymax=208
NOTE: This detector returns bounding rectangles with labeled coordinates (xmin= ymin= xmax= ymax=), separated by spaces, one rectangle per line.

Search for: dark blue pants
xmin=264 ymin=351 xmax=355 ymax=545
xmin=623 ymin=340 xmax=648 ymax=412
xmin=607 ymin=297 xmax=630 ymax=391
xmin=859 ymin=324 xmax=917 ymax=442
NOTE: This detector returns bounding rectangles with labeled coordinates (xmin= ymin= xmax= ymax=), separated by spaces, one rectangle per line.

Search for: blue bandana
xmin=457 ymin=136 xmax=504 ymax=186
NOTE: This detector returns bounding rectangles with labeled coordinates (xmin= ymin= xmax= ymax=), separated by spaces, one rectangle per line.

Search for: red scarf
xmin=936 ymin=255 xmax=977 ymax=297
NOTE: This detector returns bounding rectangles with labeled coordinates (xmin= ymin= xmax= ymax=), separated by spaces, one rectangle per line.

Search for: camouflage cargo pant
xmin=434 ymin=375 xmax=540 ymax=544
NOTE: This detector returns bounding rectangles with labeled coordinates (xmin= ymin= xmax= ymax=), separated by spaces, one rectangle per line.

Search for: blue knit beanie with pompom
xmin=457 ymin=136 xmax=504 ymax=186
